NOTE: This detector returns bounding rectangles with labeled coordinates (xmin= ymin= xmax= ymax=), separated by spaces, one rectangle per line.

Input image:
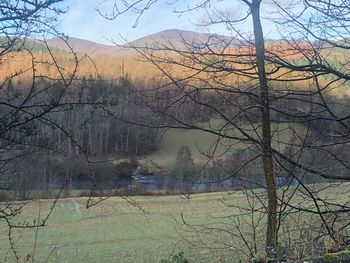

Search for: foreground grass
xmin=0 ymin=192 xmax=252 ymax=263
xmin=2 ymin=183 xmax=350 ymax=263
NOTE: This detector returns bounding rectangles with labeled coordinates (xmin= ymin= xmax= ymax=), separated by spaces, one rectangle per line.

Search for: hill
xmin=46 ymin=29 xmax=236 ymax=56
xmin=46 ymin=36 xmax=122 ymax=56
xmin=128 ymin=29 xmax=238 ymax=49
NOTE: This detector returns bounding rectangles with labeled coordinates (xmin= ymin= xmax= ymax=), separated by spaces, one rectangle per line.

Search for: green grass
xmin=0 ymin=192 xmax=250 ymax=263
xmin=1 ymin=183 xmax=350 ymax=262
xmin=325 ymin=250 xmax=350 ymax=260
xmin=147 ymin=120 xmax=303 ymax=166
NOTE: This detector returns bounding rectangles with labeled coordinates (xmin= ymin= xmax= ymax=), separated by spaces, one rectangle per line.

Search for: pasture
xmin=1 ymin=183 xmax=349 ymax=262
xmin=147 ymin=120 xmax=302 ymax=165
xmin=0 ymin=192 xmax=249 ymax=263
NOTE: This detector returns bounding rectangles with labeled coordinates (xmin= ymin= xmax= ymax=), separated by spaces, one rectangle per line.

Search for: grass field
xmin=1 ymin=183 xmax=350 ymax=263
xmin=147 ymin=120 xmax=302 ymax=166
xmin=0 ymin=192 xmax=250 ymax=263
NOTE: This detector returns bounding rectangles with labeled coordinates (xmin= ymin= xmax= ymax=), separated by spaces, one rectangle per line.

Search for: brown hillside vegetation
xmin=1 ymin=33 xmax=349 ymax=97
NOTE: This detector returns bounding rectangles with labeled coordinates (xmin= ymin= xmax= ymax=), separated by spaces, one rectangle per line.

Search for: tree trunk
xmin=250 ymin=0 xmax=278 ymax=249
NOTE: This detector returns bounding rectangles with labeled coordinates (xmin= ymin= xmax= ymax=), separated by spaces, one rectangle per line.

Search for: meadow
xmin=0 ymin=192 xmax=251 ymax=263
xmin=1 ymin=183 xmax=349 ymax=263
xmin=147 ymin=120 xmax=301 ymax=166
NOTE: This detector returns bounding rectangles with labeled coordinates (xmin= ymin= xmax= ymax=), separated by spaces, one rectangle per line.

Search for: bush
xmin=161 ymin=252 xmax=190 ymax=263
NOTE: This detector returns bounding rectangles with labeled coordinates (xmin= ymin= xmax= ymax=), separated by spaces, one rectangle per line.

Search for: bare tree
xmin=99 ymin=0 xmax=350 ymax=260
xmin=100 ymin=0 xmax=281 ymax=251
xmin=0 ymin=1 xmax=97 ymax=261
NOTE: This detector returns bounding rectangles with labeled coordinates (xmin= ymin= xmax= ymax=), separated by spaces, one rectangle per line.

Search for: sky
xmin=56 ymin=0 xmax=289 ymax=45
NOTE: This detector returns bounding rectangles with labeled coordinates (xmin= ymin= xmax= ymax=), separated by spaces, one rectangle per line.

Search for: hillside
xmin=3 ymin=30 xmax=349 ymax=97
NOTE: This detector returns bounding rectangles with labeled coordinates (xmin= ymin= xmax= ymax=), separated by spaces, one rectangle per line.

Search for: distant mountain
xmin=46 ymin=29 xmax=237 ymax=56
xmin=129 ymin=29 xmax=238 ymax=48
xmin=46 ymin=37 xmax=120 ymax=56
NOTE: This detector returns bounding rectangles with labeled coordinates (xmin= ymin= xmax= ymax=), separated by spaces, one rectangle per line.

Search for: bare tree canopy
xmin=96 ymin=0 xmax=350 ymax=258
xmin=2 ymin=0 xmax=350 ymax=262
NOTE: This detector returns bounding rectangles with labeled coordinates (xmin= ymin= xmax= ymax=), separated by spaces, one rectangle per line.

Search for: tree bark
xmin=250 ymin=0 xmax=278 ymax=249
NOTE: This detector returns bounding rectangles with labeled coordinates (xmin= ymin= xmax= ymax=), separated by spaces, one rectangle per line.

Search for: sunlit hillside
xmin=2 ymin=31 xmax=349 ymax=98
